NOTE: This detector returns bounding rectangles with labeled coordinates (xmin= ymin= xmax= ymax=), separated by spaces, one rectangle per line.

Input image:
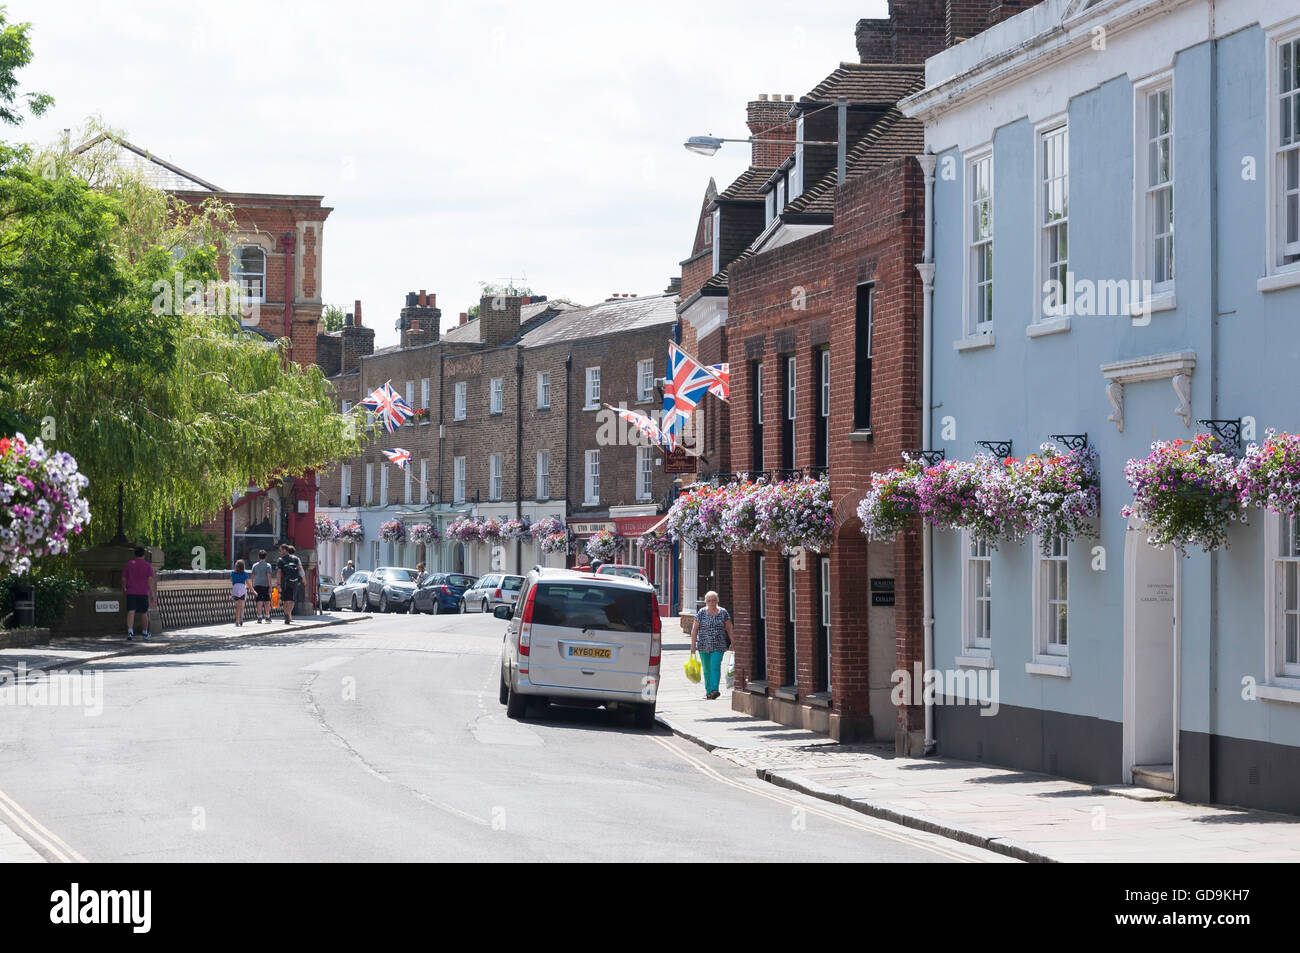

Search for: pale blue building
xmin=902 ymin=0 xmax=1300 ymax=811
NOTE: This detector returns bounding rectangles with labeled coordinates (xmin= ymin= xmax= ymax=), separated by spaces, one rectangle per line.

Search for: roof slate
xmin=520 ymin=294 xmax=677 ymax=348
xmin=783 ymin=108 xmax=924 ymax=216
xmin=799 ymin=63 xmax=925 ymax=107
xmin=715 ymin=166 xmax=778 ymax=204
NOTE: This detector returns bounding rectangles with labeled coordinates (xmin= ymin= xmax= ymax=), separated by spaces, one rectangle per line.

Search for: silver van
xmin=497 ymin=568 xmax=662 ymax=728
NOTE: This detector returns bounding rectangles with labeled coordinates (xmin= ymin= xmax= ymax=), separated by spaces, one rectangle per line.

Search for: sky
xmin=12 ymin=0 xmax=881 ymax=348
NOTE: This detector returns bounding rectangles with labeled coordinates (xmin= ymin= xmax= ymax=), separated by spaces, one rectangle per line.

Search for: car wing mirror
xmin=493 ymin=605 xmax=513 ymax=621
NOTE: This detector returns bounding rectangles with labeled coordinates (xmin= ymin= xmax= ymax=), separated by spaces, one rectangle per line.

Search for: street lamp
xmin=683 ymin=134 xmax=837 ymax=156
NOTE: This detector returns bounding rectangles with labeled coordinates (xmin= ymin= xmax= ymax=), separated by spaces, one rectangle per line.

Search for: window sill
xmin=583 ymin=405 xmax=600 ymax=412
xmin=1026 ymin=660 xmax=1070 ymax=678
xmin=636 ymin=397 xmax=654 ymax=405
xmin=1026 ymin=316 xmax=1071 ymax=338
xmin=848 ymin=429 xmax=873 ymax=443
xmin=1257 ymin=268 xmax=1300 ymax=293
xmin=954 ymin=333 xmax=995 ymax=352
xmin=453 ymin=416 xmax=466 ymax=423
xmin=537 ymin=405 xmax=551 ymax=412
xmin=1257 ymin=682 xmax=1300 ymax=704
xmin=1130 ymin=289 xmax=1176 ymax=316
xmin=745 ymin=680 xmax=769 ymax=695
xmin=774 ymin=686 xmax=798 ymax=701
xmin=956 ymin=653 xmax=994 ymax=669
xmin=804 ymin=692 xmax=831 ymax=709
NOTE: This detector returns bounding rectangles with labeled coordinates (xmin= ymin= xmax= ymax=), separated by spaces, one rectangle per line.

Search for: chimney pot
xmin=759 ymin=93 xmax=768 ymax=101
xmin=429 ymin=293 xmax=436 ymax=308
xmin=418 ymin=289 xmax=427 ymax=306
xmin=785 ymin=94 xmax=794 ymax=102
xmin=459 ymin=312 xmax=468 ymax=326
xmin=354 ymin=299 xmax=362 ymax=326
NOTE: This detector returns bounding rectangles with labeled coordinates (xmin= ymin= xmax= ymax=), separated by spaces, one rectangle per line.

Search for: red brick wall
xmin=747 ymin=98 xmax=795 ymax=168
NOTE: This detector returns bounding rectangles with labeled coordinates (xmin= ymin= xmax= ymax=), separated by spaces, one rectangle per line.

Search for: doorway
xmin=1123 ymin=521 xmax=1180 ymax=792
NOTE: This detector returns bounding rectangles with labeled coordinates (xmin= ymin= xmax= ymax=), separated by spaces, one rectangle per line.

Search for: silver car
xmin=497 ymin=568 xmax=662 ymax=728
xmin=462 ymin=573 xmax=523 ymax=614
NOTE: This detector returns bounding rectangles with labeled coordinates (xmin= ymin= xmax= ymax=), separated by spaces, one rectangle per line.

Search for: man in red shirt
xmin=122 ymin=547 xmax=155 ymax=641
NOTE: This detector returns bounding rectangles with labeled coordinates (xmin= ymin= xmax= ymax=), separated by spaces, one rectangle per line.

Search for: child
xmin=231 ymin=559 xmax=250 ymax=626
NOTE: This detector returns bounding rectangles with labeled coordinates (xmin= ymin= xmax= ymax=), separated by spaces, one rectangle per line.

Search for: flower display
xmin=379 ymin=519 xmax=406 ymax=542
xmin=585 ymin=528 xmax=625 ymax=563
xmin=1238 ymin=430 xmax=1300 ymax=516
xmin=666 ymin=474 xmax=834 ymax=553
xmin=1014 ymin=443 xmax=1100 ymax=553
xmin=0 ymin=433 xmax=91 ymax=576
xmin=1121 ymin=434 xmax=1242 ymax=552
xmin=446 ymin=517 xmax=483 ymax=543
xmin=529 ymin=516 xmax=564 ymax=540
xmin=636 ymin=530 xmax=674 ymax=556
xmin=480 ymin=518 xmax=504 ymax=544
xmin=499 ymin=518 xmax=531 ymax=540
xmin=857 ymin=459 xmax=924 ymax=542
xmin=407 ymin=522 xmax=440 ymax=544
xmin=540 ymin=531 xmax=571 ymax=555
xmin=335 ymin=521 xmax=364 ymax=542
xmin=314 ymin=516 xmax=338 ymax=542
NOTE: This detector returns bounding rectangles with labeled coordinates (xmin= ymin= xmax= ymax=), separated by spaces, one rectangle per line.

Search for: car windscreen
xmin=531 ymin=583 xmax=652 ymax=633
xmin=445 ymin=575 xmax=475 ymax=588
xmin=502 ymin=577 xmax=523 ymax=591
xmin=601 ymin=566 xmax=644 ymax=578
xmin=386 ymin=569 xmax=419 ymax=583
xmin=352 ymin=573 xmax=369 ymax=583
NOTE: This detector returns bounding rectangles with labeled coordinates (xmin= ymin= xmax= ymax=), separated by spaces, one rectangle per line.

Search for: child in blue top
xmin=231 ymin=560 xmax=251 ymax=627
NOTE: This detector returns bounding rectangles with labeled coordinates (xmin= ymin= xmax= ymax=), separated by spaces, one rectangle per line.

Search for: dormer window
xmin=703 ymin=215 xmax=713 ymax=247
xmin=230 ymin=245 xmax=266 ymax=303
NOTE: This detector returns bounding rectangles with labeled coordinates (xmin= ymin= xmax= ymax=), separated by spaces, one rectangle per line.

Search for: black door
xmin=753 ymin=553 xmax=767 ymax=681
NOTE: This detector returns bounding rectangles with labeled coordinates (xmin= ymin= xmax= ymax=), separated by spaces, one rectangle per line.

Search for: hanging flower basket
xmin=719 ymin=479 xmax=769 ymax=551
xmin=480 ymin=518 xmax=505 ymax=544
xmin=499 ymin=518 xmax=530 ymax=540
xmin=1121 ymin=434 xmax=1242 ymax=553
xmin=1239 ymin=430 xmax=1300 ymax=516
xmin=407 ymin=522 xmax=440 ymax=544
xmin=315 ymin=516 xmax=339 ymax=542
xmin=335 ymin=521 xmax=364 ymax=542
xmin=758 ymin=476 xmax=834 ymax=553
xmin=858 ymin=459 xmax=924 ymax=542
xmin=1013 ymin=442 xmax=1100 ymax=553
xmin=0 ymin=433 xmax=91 ymax=576
xmin=540 ymin=530 xmax=571 ymax=555
xmin=529 ymin=516 xmax=564 ymax=540
xmin=637 ymin=530 xmax=674 ymax=556
xmin=585 ymin=528 xmax=624 ymax=563
xmin=379 ymin=519 xmax=406 ymax=543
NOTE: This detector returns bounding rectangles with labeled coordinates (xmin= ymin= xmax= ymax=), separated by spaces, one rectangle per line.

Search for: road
xmin=0 ymin=612 xmax=1005 ymax=862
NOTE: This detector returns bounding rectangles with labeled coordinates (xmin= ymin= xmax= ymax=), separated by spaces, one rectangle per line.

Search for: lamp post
xmin=684 ymin=99 xmax=850 ymax=183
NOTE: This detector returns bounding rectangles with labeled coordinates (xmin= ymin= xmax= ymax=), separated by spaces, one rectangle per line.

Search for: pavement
xmin=655 ymin=630 xmax=1300 ymax=863
xmin=0 ymin=608 xmax=370 ymax=862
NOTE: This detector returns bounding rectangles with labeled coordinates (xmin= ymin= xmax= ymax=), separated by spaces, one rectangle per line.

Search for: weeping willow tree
xmin=0 ymin=86 xmax=362 ymax=539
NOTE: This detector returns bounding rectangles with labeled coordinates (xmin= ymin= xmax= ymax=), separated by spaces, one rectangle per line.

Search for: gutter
xmin=916 ymin=152 xmax=938 ymax=755
xmin=516 ymin=349 xmax=524 ymax=574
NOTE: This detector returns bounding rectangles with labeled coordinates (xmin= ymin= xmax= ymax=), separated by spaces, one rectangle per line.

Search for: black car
xmin=410 ymin=572 xmax=477 ymax=614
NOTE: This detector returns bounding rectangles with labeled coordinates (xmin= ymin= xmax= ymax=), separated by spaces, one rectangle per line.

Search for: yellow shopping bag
xmin=684 ymin=652 xmax=701 ymax=684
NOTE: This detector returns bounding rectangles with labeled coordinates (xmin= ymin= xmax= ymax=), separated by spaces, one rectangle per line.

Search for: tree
xmin=321 ymin=303 xmax=347 ymax=333
xmin=0 ymin=28 xmax=363 ymax=545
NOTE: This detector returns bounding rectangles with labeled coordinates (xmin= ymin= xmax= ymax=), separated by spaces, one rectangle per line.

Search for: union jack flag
xmin=604 ymin=404 xmax=669 ymax=447
xmin=382 ymin=448 xmax=412 ymax=470
xmin=662 ymin=342 xmax=717 ymax=448
xmin=359 ymin=381 xmax=414 ymax=433
xmin=706 ymin=363 xmax=730 ymax=401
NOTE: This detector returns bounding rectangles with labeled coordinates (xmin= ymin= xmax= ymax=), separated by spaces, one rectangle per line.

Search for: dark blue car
xmin=410 ymin=572 xmax=478 ymax=614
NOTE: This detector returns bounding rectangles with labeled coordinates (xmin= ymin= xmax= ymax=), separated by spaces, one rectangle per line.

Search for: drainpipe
xmin=916 ymin=152 xmax=938 ymax=754
xmin=516 ymin=350 xmax=524 ymax=574
xmin=1202 ymin=0 xmax=1220 ymax=801
xmin=281 ymin=232 xmax=296 ymax=356
xmin=565 ymin=353 xmax=573 ymax=558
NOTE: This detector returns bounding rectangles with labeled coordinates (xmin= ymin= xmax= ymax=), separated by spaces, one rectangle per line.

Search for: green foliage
xmin=154 ymin=525 xmax=227 ymax=571
xmin=0 ymin=10 xmax=51 ymax=127
xmin=321 ymin=303 xmax=346 ymax=333
xmin=0 ymin=568 xmax=89 ymax=629
xmin=467 ymin=281 xmax=534 ymax=319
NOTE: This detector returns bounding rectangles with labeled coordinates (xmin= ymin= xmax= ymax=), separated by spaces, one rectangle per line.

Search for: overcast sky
xmin=13 ymin=0 xmax=880 ymax=347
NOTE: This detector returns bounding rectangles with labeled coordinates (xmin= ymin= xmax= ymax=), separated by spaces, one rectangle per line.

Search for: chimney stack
xmin=399 ymin=289 xmax=441 ymax=348
xmin=747 ymin=96 xmax=796 ymax=168
xmin=478 ymin=294 xmax=523 ymax=347
xmin=857 ymin=0 xmax=948 ymax=64
xmin=354 ymin=299 xmax=363 ymax=326
xmin=459 ymin=312 xmax=468 ymax=326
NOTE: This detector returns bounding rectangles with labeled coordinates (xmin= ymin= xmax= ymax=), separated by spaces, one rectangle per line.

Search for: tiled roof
xmin=799 ymin=63 xmax=925 ymax=107
xmin=520 ymin=294 xmax=677 ymax=348
xmin=714 ymin=166 xmax=778 ymax=204
xmin=784 ymin=108 xmax=923 ymax=216
xmin=441 ymin=299 xmax=578 ymax=343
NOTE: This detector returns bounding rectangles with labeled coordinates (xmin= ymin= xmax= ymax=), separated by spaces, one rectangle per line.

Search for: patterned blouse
xmin=694 ymin=607 xmax=731 ymax=654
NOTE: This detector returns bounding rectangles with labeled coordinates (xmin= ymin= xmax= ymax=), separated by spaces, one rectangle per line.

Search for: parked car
xmin=317 ymin=574 xmax=335 ymax=608
xmin=462 ymin=574 xmax=524 ymax=614
xmin=365 ymin=567 xmax=422 ymax=613
xmin=595 ymin=564 xmax=649 ymax=584
xmin=329 ymin=571 xmax=370 ymax=611
xmin=497 ymin=567 xmax=662 ymax=728
xmin=410 ymin=572 xmax=477 ymax=614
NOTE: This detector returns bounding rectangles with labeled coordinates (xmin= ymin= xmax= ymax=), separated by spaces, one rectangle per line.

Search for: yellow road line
xmin=0 ymin=787 xmax=87 ymax=863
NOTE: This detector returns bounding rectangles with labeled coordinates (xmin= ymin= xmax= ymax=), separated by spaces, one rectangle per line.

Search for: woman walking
xmin=691 ymin=590 xmax=734 ymax=700
xmin=231 ymin=559 xmax=251 ymax=626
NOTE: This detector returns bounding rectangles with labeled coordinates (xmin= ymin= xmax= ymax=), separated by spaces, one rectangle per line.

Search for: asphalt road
xmin=0 ymin=612 xmax=1005 ymax=862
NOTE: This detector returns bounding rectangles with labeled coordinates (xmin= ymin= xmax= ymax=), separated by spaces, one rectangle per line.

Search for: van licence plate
xmin=568 ymin=646 xmax=611 ymax=659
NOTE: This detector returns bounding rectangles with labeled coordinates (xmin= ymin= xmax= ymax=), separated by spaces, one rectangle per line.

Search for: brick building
xmin=314 ymin=291 xmax=679 ymax=610
xmin=716 ymin=0 xmax=1029 ymax=747
xmin=73 ymin=135 xmax=335 ymax=572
